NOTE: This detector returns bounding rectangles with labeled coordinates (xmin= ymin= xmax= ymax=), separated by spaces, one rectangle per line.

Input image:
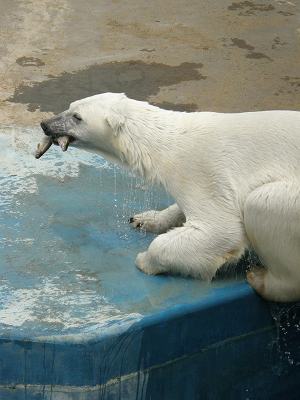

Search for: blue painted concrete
xmin=0 ymin=129 xmax=299 ymax=399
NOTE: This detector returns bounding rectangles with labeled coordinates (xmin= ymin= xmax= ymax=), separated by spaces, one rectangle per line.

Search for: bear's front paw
xmin=135 ymin=252 xmax=163 ymax=275
xmin=130 ymin=210 xmax=168 ymax=234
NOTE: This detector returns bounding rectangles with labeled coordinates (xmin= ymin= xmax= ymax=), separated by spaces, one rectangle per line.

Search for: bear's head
xmin=40 ymin=92 xmax=127 ymax=162
xmin=38 ymin=92 xmax=166 ymax=180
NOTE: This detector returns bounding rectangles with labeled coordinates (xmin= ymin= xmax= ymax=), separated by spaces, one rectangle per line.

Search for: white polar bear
xmin=39 ymin=92 xmax=300 ymax=303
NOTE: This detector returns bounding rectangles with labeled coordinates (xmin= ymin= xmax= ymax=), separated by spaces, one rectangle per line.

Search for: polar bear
xmin=39 ymin=92 xmax=300 ymax=303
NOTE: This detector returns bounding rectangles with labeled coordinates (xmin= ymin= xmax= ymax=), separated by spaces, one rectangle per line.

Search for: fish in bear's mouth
xmin=35 ymin=122 xmax=75 ymax=159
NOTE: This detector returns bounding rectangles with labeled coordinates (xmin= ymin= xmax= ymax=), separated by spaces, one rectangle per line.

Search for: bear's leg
xmin=135 ymin=220 xmax=245 ymax=280
xmin=130 ymin=203 xmax=185 ymax=234
xmin=244 ymin=181 xmax=300 ymax=302
xmin=246 ymin=267 xmax=300 ymax=302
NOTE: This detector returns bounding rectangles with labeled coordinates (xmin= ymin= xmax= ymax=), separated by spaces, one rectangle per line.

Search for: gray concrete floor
xmin=0 ymin=0 xmax=299 ymax=126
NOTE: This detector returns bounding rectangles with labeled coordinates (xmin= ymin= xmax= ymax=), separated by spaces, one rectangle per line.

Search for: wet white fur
xmin=68 ymin=93 xmax=300 ymax=302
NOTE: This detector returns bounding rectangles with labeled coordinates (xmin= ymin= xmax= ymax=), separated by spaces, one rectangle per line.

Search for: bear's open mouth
xmin=35 ymin=135 xmax=75 ymax=159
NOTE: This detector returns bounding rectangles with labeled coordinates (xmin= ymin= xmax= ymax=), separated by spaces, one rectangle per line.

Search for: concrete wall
xmin=0 ymin=0 xmax=299 ymax=126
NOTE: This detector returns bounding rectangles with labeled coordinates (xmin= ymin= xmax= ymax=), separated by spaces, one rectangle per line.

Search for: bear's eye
xmin=73 ymin=113 xmax=82 ymax=122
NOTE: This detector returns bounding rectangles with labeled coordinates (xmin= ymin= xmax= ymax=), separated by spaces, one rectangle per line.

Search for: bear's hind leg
xmin=244 ymin=181 xmax=300 ymax=302
xmin=247 ymin=267 xmax=300 ymax=302
xmin=130 ymin=203 xmax=185 ymax=234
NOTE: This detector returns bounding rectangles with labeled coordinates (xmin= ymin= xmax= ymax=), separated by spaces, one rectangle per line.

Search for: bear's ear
xmin=105 ymin=111 xmax=125 ymax=136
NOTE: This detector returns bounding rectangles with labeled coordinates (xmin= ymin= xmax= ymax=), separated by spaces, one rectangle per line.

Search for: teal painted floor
xmin=0 ymin=127 xmax=244 ymax=340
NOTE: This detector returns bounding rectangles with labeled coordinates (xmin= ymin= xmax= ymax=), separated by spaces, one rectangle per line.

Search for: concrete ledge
xmin=0 ymin=283 xmax=299 ymax=399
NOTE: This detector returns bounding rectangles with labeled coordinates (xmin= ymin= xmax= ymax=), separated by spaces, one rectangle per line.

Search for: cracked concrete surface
xmin=0 ymin=0 xmax=299 ymax=126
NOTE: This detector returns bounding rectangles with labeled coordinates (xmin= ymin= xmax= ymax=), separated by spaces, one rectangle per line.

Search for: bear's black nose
xmin=40 ymin=121 xmax=51 ymax=135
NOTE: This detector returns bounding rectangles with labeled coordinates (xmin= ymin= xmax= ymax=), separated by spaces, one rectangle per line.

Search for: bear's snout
xmin=37 ymin=115 xmax=75 ymax=158
xmin=40 ymin=114 xmax=71 ymax=138
xmin=40 ymin=120 xmax=51 ymax=136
